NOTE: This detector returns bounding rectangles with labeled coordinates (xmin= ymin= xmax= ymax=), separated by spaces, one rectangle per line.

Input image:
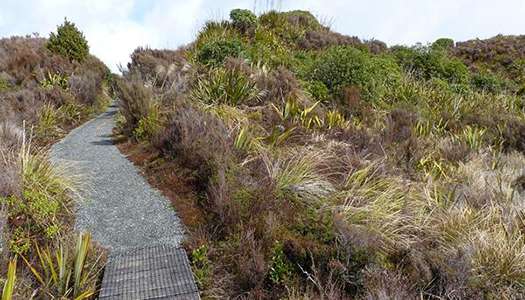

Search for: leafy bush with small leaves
xmin=392 ymin=45 xmax=470 ymax=85
xmin=269 ymin=241 xmax=293 ymax=284
xmin=47 ymin=19 xmax=89 ymax=62
xmin=471 ymin=71 xmax=507 ymax=93
xmin=0 ymin=78 xmax=10 ymax=92
xmin=196 ymin=39 xmax=244 ymax=66
xmin=305 ymin=80 xmax=329 ymax=102
xmin=310 ymin=46 xmax=402 ymax=101
xmin=432 ymin=38 xmax=454 ymax=50
xmin=133 ymin=103 xmax=161 ymax=141
xmin=230 ymin=9 xmax=257 ymax=32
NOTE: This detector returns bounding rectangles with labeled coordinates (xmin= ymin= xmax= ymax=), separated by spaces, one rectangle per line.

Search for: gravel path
xmin=50 ymin=105 xmax=185 ymax=251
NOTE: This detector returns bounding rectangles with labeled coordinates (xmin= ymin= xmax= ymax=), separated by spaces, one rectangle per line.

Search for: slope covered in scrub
xmin=115 ymin=9 xmax=525 ymax=299
xmin=0 ymin=20 xmax=110 ymax=299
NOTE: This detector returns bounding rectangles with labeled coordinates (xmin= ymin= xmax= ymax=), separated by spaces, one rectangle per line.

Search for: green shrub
xmin=47 ymin=19 xmax=89 ymax=62
xmin=472 ymin=71 xmax=506 ymax=93
xmin=196 ymin=39 xmax=244 ymax=66
xmin=245 ymin=27 xmax=290 ymax=67
xmin=509 ymin=59 xmax=525 ymax=83
xmin=194 ymin=21 xmax=235 ymax=48
xmin=230 ymin=9 xmax=257 ymax=32
xmin=432 ymin=38 xmax=454 ymax=50
xmin=133 ymin=103 xmax=161 ymax=142
xmin=269 ymin=241 xmax=293 ymax=284
xmin=259 ymin=10 xmax=322 ymax=46
xmin=0 ymin=78 xmax=10 ymax=92
xmin=442 ymin=57 xmax=471 ymax=85
xmin=392 ymin=45 xmax=470 ymax=85
xmin=191 ymin=245 xmax=211 ymax=287
xmin=305 ymin=80 xmax=329 ymax=102
xmin=281 ymin=10 xmax=322 ymax=31
xmin=310 ymin=46 xmax=402 ymax=101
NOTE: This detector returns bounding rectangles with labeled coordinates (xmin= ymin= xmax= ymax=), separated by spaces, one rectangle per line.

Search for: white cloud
xmin=1 ymin=0 xmax=525 ymax=72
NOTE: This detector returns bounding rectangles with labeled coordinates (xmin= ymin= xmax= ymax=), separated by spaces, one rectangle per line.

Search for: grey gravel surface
xmin=50 ymin=105 xmax=185 ymax=251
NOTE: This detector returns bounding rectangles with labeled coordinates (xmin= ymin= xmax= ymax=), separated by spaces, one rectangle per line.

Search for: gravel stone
xmin=50 ymin=105 xmax=185 ymax=251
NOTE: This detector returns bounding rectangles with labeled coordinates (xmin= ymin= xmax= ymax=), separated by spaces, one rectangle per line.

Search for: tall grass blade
xmin=2 ymin=258 xmax=16 ymax=300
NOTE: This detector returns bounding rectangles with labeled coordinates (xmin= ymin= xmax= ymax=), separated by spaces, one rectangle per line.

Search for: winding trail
xmin=51 ymin=105 xmax=199 ymax=299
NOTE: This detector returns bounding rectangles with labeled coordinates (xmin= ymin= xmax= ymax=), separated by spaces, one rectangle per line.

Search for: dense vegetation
xmin=0 ymin=20 xmax=110 ymax=299
xmin=114 ymin=9 xmax=525 ymax=299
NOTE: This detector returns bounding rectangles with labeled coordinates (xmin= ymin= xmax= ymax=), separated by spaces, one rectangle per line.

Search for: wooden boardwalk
xmin=99 ymin=244 xmax=200 ymax=299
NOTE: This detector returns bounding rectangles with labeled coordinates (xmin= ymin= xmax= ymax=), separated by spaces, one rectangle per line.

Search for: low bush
xmin=0 ymin=77 xmax=11 ymax=91
xmin=246 ymin=27 xmax=285 ymax=66
xmin=153 ymin=103 xmax=233 ymax=179
xmin=304 ymin=80 xmax=329 ymax=102
xmin=298 ymin=30 xmax=362 ymax=50
xmin=196 ymin=39 xmax=244 ymax=66
xmin=127 ymin=47 xmax=188 ymax=89
xmin=258 ymin=10 xmax=323 ymax=46
xmin=69 ymin=70 xmax=103 ymax=105
xmin=114 ymin=78 xmax=155 ymax=137
xmin=310 ymin=46 xmax=402 ymax=101
xmin=392 ymin=45 xmax=470 ymax=85
xmin=133 ymin=103 xmax=161 ymax=141
xmin=230 ymin=9 xmax=257 ymax=32
xmin=432 ymin=37 xmax=454 ymax=50
xmin=471 ymin=70 xmax=507 ymax=93
xmin=255 ymin=66 xmax=300 ymax=103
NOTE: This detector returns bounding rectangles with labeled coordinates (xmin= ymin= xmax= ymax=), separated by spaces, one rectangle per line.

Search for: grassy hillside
xmin=117 ymin=10 xmax=525 ymax=299
xmin=0 ymin=20 xmax=110 ymax=299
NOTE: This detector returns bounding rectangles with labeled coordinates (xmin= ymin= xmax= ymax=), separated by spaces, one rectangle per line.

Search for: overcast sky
xmin=1 ymin=0 xmax=525 ymax=71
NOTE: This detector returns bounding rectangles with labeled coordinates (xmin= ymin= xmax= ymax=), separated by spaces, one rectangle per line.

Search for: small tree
xmin=47 ymin=19 xmax=89 ymax=62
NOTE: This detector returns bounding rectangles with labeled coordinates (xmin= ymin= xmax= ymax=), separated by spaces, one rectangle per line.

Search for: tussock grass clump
xmin=191 ymin=67 xmax=264 ymax=106
xmin=338 ymin=164 xmax=422 ymax=254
